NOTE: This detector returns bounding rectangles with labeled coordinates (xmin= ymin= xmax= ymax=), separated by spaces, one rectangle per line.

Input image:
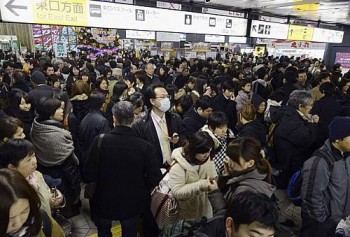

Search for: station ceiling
xmin=173 ymin=0 xmax=350 ymax=26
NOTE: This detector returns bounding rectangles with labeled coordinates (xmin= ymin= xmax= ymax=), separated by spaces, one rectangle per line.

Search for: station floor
xmin=68 ymin=188 xmax=301 ymax=237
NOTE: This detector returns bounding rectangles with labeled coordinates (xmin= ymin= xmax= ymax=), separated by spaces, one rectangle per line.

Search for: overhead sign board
xmin=125 ymin=30 xmax=155 ymax=40
xmin=229 ymin=36 xmax=247 ymax=43
xmin=312 ymin=28 xmax=344 ymax=43
xmin=114 ymin=0 xmax=133 ymax=4
xmin=157 ymin=32 xmax=186 ymax=42
xmin=202 ymin=8 xmax=245 ymax=18
xmin=288 ymin=25 xmax=314 ymax=41
xmin=0 ymin=0 xmax=247 ymax=36
xmin=156 ymin=1 xmax=181 ymax=10
xmin=87 ymin=2 xmax=247 ymax=36
xmin=260 ymin=15 xmax=288 ymax=24
xmin=250 ymin=20 xmax=289 ymax=39
xmin=205 ymin=35 xmax=225 ymax=43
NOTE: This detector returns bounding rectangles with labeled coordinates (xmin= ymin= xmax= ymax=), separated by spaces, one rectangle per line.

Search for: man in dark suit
xmin=84 ymin=101 xmax=161 ymax=237
xmin=183 ymin=96 xmax=213 ymax=138
xmin=27 ymin=71 xmax=54 ymax=110
xmin=212 ymin=79 xmax=238 ymax=133
xmin=144 ymin=63 xmax=161 ymax=87
xmin=132 ymin=84 xmax=186 ymax=167
xmin=79 ymin=91 xmax=110 ymax=181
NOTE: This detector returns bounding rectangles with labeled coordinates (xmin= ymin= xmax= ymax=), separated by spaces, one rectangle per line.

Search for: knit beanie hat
xmin=329 ymin=116 xmax=350 ymax=141
xmin=31 ymin=71 xmax=46 ymax=84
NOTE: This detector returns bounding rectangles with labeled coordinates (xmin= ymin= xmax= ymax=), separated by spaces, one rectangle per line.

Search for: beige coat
xmin=32 ymin=171 xmax=52 ymax=216
xmin=169 ymin=147 xmax=217 ymax=220
xmin=37 ymin=215 xmax=65 ymax=237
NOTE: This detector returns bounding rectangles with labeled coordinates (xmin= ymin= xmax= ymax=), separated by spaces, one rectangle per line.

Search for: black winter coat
xmin=84 ymin=126 xmax=162 ymax=220
xmin=71 ymin=99 xmax=89 ymax=123
xmin=212 ymin=94 xmax=237 ymax=133
xmin=183 ymin=108 xmax=207 ymax=138
xmin=237 ymin=120 xmax=267 ymax=146
xmin=79 ymin=109 xmax=110 ymax=165
xmin=132 ymin=110 xmax=186 ymax=167
xmin=311 ymin=95 xmax=342 ymax=148
xmin=272 ymin=106 xmax=318 ymax=188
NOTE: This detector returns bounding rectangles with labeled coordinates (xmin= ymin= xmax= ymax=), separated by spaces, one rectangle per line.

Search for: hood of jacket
xmin=201 ymin=125 xmax=221 ymax=149
xmin=226 ymin=169 xmax=276 ymax=198
xmin=237 ymin=90 xmax=253 ymax=102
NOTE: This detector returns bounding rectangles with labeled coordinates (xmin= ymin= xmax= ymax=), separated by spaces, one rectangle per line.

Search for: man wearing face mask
xmin=132 ymin=84 xmax=186 ymax=167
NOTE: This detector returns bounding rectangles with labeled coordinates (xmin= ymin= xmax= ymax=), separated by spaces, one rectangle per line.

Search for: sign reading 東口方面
xmin=0 ymin=0 xmax=247 ymax=36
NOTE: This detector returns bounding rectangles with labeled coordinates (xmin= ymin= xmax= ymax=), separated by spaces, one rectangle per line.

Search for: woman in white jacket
xmin=169 ymin=131 xmax=217 ymax=220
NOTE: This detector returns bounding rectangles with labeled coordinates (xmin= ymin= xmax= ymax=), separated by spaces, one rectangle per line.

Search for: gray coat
xmin=301 ymin=140 xmax=350 ymax=223
xmin=219 ymin=169 xmax=276 ymax=203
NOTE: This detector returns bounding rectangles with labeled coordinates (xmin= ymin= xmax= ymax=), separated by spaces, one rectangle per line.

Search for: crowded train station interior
xmin=1 ymin=0 xmax=350 ymax=236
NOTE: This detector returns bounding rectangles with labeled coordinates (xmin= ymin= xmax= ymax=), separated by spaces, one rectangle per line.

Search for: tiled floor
xmin=68 ymin=189 xmax=300 ymax=237
xmin=69 ymin=196 xmax=98 ymax=237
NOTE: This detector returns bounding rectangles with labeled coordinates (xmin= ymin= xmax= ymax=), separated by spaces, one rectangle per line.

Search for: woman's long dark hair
xmin=6 ymin=90 xmax=30 ymax=117
xmin=226 ymin=137 xmax=272 ymax=182
xmin=183 ymin=131 xmax=214 ymax=165
xmin=0 ymin=169 xmax=42 ymax=236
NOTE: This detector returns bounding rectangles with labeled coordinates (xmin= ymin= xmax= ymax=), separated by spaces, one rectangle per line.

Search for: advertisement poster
xmin=335 ymin=52 xmax=350 ymax=71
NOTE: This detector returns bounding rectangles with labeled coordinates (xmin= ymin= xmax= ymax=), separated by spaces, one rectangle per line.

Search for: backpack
xmin=160 ymin=215 xmax=224 ymax=237
xmin=287 ymin=149 xmax=335 ymax=206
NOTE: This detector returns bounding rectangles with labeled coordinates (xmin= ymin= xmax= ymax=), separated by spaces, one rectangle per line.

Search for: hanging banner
xmin=54 ymin=41 xmax=67 ymax=58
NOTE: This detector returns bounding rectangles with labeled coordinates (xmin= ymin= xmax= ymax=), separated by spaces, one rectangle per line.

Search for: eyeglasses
xmin=155 ymin=95 xmax=170 ymax=99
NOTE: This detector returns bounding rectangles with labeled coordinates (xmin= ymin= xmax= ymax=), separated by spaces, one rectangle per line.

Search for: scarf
xmin=30 ymin=118 xmax=78 ymax=167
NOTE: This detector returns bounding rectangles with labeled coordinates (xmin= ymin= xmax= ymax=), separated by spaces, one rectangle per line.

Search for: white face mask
xmin=158 ymin=98 xmax=171 ymax=112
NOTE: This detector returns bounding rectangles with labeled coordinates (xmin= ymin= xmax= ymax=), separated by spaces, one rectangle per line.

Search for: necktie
xmin=160 ymin=119 xmax=172 ymax=165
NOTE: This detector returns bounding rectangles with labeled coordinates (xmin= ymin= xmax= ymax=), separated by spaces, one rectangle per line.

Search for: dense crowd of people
xmin=1 ymin=49 xmax=350 ymax=237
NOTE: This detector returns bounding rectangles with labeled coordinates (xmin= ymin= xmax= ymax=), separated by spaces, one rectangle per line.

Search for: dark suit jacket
xmin=132 ymin=109 xmax=186 ymax=166
xmin=84 ymin=126 xmax=161 ymax=220
xmin=212 ymin=94 xmax=237 ymax=133
xmin=79 ymin=109 xmax=110 ymax=165
xmin=183 ymin=107 xmax=207 ymax=138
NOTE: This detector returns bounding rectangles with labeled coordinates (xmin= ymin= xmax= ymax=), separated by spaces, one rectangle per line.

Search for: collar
xmin=330 ymin=142 xmax=349 ymax=160
xmin=223 ymin=94 xmax=229 ymax=100
xmin=151 ymin=109 xmax=165 ymax=123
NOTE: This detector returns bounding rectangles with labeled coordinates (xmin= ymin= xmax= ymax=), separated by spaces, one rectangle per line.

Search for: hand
xmin=169 ymin=133 xmax=179 ymax=144
xmin=207 ymin=177 xmax=218 ymax=191
xmin=311 ymin=115 xmax=319 ymax=123
xmin=50 ymin=189 xmax=64 ymax=207
xmin=223 ymin=156 xmax=231 ymax=176
xmin=204 ymin=87 xmax=212 ymax=97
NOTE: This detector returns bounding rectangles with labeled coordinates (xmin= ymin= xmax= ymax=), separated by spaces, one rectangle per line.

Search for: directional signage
xmin=0 ymin=0 xmax=247 ymax=36
xmin=205 ymin=35 xmax=225 ymax=43
xmin=312 ymin=28 xmax=344 ymax=43
xmin=87 ymin=2 xmax=247 ymax=36
xmin=250 ymin=20 xmax=289 ymax=40
xmin=229 ymin=36 xmax=247 ymax=43
xmin=125 ymin=30 xmax=155 ymax=40
xmin=288 ymin=25 xmax=314 ymax=41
